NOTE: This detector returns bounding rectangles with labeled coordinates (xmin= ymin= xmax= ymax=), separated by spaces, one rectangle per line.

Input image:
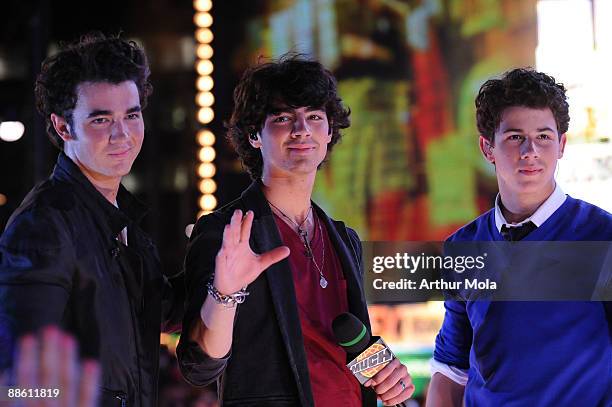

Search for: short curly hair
xmin=475 ymin=68 xmax=569 ymax=143
xmin=226 ymin=54 xmax=350 ymax=180
xmin=35 ymin=32 xmax=153 ymax=150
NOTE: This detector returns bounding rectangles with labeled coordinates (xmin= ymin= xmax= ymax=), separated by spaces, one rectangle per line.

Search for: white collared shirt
xmin=431 ymin=183 xmax=567 ymax=385
xmin=494 ymin=183 xmax=567 ymax=232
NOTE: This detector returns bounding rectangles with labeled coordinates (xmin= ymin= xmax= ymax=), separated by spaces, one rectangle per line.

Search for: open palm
xmin=213 ymin=209 xmax=290 ymax=295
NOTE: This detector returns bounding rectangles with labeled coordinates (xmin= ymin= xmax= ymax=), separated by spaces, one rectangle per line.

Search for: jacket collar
xmin=52 ymin=152 xmax=149 ymax=237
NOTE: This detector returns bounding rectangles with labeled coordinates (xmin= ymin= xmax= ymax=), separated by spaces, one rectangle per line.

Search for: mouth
xmin=108 ymin=147 xmax=132 ymax=158
xmin=287 ymin=144 xmax=316 ymax=153
xmin=518 ymin=168 xmax=543 ymax=176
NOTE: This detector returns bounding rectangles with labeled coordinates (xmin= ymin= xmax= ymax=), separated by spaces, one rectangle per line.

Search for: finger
xmin=239 ymin=210 xmax=254 ymax=243
xmin=16 ymin=334 xmax=38 ymax=389
xmin=374 ymin=365 xmax=406 ymax=396
xmin=257 ymin=246 xmax=290 ymax=271
xmin=41 ymin=327 xmax=62 ymax=407
xmin=40 ymin=327 xmax=61 ymax=390
xmin=59 ymin=334 xmax=78 ymax=407
xmin=229 ymin=209 xmax=243 ymax=244
xmin=382 ymin=377 xmax=415 ymax=405
xmin=365 ymin=358 xmax=400 ymax=388
xmin=78 ymin=360 xmax=100 ymax=407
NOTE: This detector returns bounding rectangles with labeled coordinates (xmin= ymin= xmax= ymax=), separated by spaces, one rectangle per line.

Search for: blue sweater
xmin=434 ymin=196 xmax=612 ymax=406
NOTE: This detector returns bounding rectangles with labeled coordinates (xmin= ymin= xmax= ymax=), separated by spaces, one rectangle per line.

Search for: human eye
xmin=308 ymin=114 xmax=323 ymax=120
xmin=90 ymin=117 xmax=109 ymax=125
xmin=507 ymin=134 xmax=523 ymax=141
xmin=272 ymin=115 xmax=291 ymax=123
xmin=537 ymin=133 xmax=553 ymax=140
xmin=126 ymin=112 xmax=141 ymax=120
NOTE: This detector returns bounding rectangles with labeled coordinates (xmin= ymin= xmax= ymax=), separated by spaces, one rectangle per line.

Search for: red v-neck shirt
xmin=273 ymin=213 xmax=362 ymax=407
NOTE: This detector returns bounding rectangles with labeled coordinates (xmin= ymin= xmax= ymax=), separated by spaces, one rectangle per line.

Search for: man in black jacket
xmin=177 ymin=55 xmax=414 ymax=406
xmin=0 ymin=33 xmax=182 ymax=406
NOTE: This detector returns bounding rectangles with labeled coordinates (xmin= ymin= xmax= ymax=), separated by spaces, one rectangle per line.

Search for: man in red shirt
xmin=177 ymin=55 xmax=414 ymax=406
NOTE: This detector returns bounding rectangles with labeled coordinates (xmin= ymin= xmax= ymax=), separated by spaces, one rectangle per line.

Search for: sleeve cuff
xmin=176 ymin=339 xmax=230 ymax=387
xmin=430 ymin=358 xmax=469 ymax=386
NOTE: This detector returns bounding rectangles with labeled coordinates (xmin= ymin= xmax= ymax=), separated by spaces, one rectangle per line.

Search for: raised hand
xmin=7 ymin=326 xmax=100 ymax=407
xmin=213 ymin=209 xmax=290 ymax=295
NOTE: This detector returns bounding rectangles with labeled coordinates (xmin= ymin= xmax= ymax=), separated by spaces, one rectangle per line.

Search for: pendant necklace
xmin=268 ymin=201 xmax=328 ymax=288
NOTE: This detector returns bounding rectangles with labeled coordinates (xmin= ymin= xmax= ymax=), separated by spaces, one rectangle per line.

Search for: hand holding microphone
xmin=333 ymin=312 xmax=415 ymax=406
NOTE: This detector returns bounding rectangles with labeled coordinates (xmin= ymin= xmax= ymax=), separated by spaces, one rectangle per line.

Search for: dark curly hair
xmin=226 ymin=54 xmax=350 ymax=180
xmin=35 ymin=32 xmax=153 ymax=150
xmin=475 ymin=68 xmax=569 ymax=143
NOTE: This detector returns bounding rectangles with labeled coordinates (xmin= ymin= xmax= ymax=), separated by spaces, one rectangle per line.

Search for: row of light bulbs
xmin=194 ymin=0 xmax=216 ymax=218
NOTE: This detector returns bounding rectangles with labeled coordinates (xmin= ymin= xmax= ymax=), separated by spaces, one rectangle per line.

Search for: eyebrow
xmin=502 ymin=126 xmax=555 ymax=134
xmin=269 ymin=106 xmax=325 ymax=115
xmin=86 ymin=105 xmax=141 ymax=118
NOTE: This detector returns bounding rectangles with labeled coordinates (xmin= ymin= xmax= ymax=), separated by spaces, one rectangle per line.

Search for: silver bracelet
xmin=206 ymin=281 xmax=249 ymax=308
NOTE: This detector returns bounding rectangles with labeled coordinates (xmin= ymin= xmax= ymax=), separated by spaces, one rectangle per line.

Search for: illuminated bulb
xmin=193 ymin=0 xmax=212 ymax=12
xmin=198 ymin=146 xmax=216 ymax=162
xmin=0 ymin=121 xmax=25 ymax=142
xmin=0 ymin=193 xmax=6 ymax=206
xmin=197 ymin=129 xmax=215 ymax=146
xmin=196 ymin=91 xmax=215 ymax=107
xmin=198 ymin=107 xmax=214 ymax=123
xmin=196 ymin=60 xmax=213 ymax=75
xmin=196 ymin=76 xmax=214 ymax=91
xmin=194 ymin=12 xmax=213 ymax=28
xmin=199 ymin=179 xmax=217 ymax=194
xmin=197 ymin=44 xmax=213 ymax=59
xmin=197 ymin=162 xmax=216 ymax=178
xmin=199 ymin=194 xmax=217 ymax=210
xmin=195 ymin=28 xmax=213 ymax=44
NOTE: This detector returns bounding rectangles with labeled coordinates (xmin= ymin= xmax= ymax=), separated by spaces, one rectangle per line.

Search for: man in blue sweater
xmin=427 ymin=68 xmax=612 ymax=406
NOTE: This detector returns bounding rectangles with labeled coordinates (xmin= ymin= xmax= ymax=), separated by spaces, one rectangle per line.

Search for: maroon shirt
xmin=273 ymin=213 xmax=362 ymax=407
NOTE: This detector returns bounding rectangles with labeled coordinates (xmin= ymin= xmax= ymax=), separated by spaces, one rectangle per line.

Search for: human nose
xmin=520 ymin=137 xmax=539 ymax=159
xmin=291 ymin=115 xmax=310 ymax=138
xmin=110 ymin=119 xmax=129 ymax=142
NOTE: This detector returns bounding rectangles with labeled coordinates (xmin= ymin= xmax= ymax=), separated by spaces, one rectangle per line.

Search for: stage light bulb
xmin=198 ymin=146 xmax=216 ymax=162
xmin=197 ymin=129 xmax=215 ymax=146
xmin=196 ymin=91 xmax=215 ymax=107
xmin=196 ymin=76 xmax=214 ymax=91
xmin=195 ymin=28 xmax=213 ymax=44
xmin=199 ymin=194 xmax=217 ymax=210
xmin=198 ymin=107 xmax=214 ymax=123
xmin=0 ymin=121 xmax=25 ymax=142
xmin=197 ymin=163 xmax=216 ymax=178
xmin=194 ymin=0 xmax=212 ymax=12
xmin=199 ymin=179 xmax=217 ymax=194
xmin=194 ymin=12 xmax=213 ymax=28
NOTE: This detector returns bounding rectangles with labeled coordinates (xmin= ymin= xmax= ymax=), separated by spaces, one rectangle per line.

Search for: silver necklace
xmin=268 ymin=201 xmax=328 ymax=288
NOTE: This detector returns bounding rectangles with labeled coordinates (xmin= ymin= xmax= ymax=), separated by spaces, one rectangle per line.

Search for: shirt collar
xmin=494 ymin=183 xmax=566 ymax=232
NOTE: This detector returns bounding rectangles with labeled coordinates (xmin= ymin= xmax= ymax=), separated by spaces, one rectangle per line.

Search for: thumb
xmin=258 ymin=246 xmax=290 ymax=271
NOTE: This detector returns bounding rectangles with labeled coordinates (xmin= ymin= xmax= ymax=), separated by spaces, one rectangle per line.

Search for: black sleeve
xmin=175 ymin=212 xmax=231 ymax=386
xmin=0 ymin=208 xmax=75 ymax=372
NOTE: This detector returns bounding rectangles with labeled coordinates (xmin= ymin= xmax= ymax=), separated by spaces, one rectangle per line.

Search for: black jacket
xmin=177 ymin=181 xmax=376 ymax=406
xmin=0 ymin=153 xmax=183 ymax=407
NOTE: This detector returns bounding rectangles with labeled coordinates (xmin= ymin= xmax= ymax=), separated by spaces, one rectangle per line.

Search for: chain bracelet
xmin=206 ymin=281 xmax=249 ymax=308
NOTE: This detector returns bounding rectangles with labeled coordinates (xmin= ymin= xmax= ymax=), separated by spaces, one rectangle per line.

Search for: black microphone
xmin=333 ymin=312 xmax=409 ymax=407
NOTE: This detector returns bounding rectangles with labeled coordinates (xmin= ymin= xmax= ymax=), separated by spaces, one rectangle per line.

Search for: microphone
xmin=333 ymin=312 xmax=409 ymax=407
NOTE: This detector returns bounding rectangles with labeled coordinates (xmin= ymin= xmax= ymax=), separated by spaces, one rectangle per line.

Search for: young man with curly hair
xmin=177 ymin=55 xmax=414 ymax=406
xmin=0 ymin=33 xmax=183 ymax=406
xmin=427 ymin=68 xmax=612 ymax=406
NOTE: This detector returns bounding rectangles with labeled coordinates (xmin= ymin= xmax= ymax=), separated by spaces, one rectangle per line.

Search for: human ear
xmin=558 ymin=133 xmax=567 ymax=159
xmin=248 ymin=130 xmax=261 ymax=148
xmin=479 ymin=136 xmax=495 ymax=164
xmin=50 ymin=113 xmax=73 ymax=142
